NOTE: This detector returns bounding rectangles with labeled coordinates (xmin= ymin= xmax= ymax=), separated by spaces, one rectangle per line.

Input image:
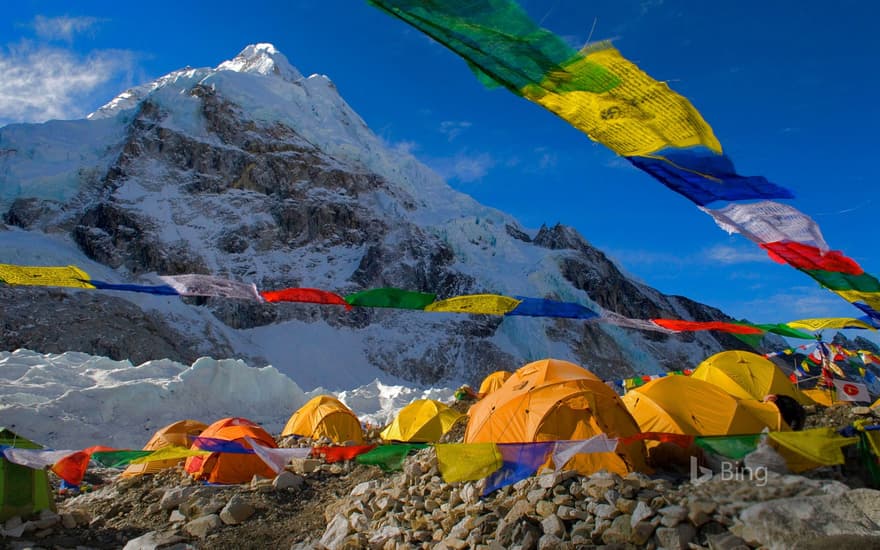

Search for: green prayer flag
xmin=695 ymin=435 xmax=760 ymax=460
xmin=368 ymin=0 xmax=618 ymax=94
xmin=756 ymin=324 xmax=815 ymax=340
xmin=356 ymin=444 xmax=427 ymax=471
xmin=90 ymin=450 xmax=153 ymax=468
xmin=344 ymin=288 xmax=437 ymax=309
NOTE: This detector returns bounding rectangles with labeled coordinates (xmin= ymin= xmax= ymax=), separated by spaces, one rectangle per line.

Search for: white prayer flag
xmin=701 ymin=201 xmax=828 ymax=252
xmin=159 ymin=274 xmax=263 ymax=301
xmin=245 ymin=437 xmax=311 ymax=474
xmin=551 ymin=435 xmax=618 ymax=472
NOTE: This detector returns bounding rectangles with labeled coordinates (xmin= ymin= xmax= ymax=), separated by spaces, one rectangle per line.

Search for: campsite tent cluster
xmin=6 ymin=350 xmax=877 ymax=522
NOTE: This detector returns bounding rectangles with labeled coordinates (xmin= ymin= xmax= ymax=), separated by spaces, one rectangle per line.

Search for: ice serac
xmin=0 ymin=43 xmax=772 ymax=390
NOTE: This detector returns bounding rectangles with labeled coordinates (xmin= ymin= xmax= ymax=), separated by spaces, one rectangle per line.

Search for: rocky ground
xmin=3 ymin=403 xmax=880 ymax=550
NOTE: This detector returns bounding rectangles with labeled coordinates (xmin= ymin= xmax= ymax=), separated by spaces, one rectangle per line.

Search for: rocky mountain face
xmin=0 ymin=43 xmax=765 ymax=388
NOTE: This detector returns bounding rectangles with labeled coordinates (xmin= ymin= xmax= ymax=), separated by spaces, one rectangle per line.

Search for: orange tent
xmin=478 ymin=370 xmax=511 ymax=397
xmin=465 ymin=358 xmax=648 ymax=476
xmin=122 ymin=419 xmax=207 ymax=477
xmin=282 ymin=395 xmax=364 ymax=444
xmin=184 ymin=417 xmax=277 ymax=484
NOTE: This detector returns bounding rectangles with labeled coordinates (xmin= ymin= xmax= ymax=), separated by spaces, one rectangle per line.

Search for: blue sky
xmin=1 ymin=0 xmax=878 ymax=344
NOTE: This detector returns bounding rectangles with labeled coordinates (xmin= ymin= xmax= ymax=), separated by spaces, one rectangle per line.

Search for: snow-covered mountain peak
xmin=216 ymin=43 xmax=303 ymax=82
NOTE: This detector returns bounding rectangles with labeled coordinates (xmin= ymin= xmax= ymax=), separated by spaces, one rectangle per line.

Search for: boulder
xmin=736 ymin=489 xmax=880 ymax=550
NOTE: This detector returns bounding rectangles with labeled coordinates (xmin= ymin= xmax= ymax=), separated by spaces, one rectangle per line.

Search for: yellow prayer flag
xmin=0 ymin=264 xmax=94 ymax=289
xmin=768 ymin=428 xmax=858 ymax=473
xmin=128 ymin=446 xmax=211 ymax=464
xmin=522 ymin=44 xmax=722 ymax=157
xmin=835 ymin=290 xmax=880 ymax=315
xmin=865 ymin=431 xmax=880 ymax=458
xmin=434 ymin=442 xmax=503 ymax=483
xmin=786 ymin=317 xmax=874 ymax=331
xmin=424 ymin=294 xmax=522 ymax=315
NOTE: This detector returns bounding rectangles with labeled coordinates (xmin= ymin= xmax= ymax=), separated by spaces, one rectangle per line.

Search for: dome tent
xmin=622 ymin=376 xmax=786 ymax=465
xmin=693 ymin=350 xmax=814 ymax=405
xmin=122 ymin=419 xmax=208 ymax=477
xmin=0 ymin=428 xmax=54 ymax=521
xmin=465 ymin=358 xmax=648 ymax=476
xmin=184 ymin=417 xmax=277 ymax=484
xmin=380 ymin=399 xmax=463 ymax=442
xmin=478 ymin=370 xmax=512 ymax=397
xmin=282 ymin=395 xmax=364 ymax=444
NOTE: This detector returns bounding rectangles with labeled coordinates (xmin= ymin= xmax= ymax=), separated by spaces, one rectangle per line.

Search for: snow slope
xmin=0 ymin=348 xmax=454 ymax=450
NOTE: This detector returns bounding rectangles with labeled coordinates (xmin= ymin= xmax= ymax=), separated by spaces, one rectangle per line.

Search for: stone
xmin=527 ymin=489 xmax=547 ymax=504
xmin=655 ymin=524 xmax=696 ymax=550
xmin=273 ymin=471 xmax=305 ymax=491
xmin=351 ymin=480 xmax=376 ymax=497
xmin=630 ymin=501 xmax=654 ymax=526
xmin=160 ymin=487 xmax=196 ymax=510
xmin=852 ymin=406 xmax=872 ymax=415
xmin=535 ymin=501 xmax=555 ymax=518
xmin=736 ymin=489 xmax=880 ymax=550
xmin=5 ymin=516 xmax=23 ymax=531
xmin=289 ymin=457 xmax=322 ymax=475
xmin=616 ymin=498 xmax=637 ymax=514
xmin=31 ymin=510 xmax=59 ymax=529
xmin=320 ymin=513 xmax=353 ymax=550
xmin=684 ymin=500 xmax=715 ymax=528
xmin=219 ymin=495 xmax=255 ymax=525
xmin=602 ymin=514 xmax=633 ymax=545
xmin=183 ymin=514 xmax=222 ymax=539
xmin=436 ymin=537 xmax=468 ymax=550
xmin=707 ymin=532 xmax=751 ymax=550
xmin=537 ymin=534 xmax=564 ymax=550
xmin=180 ymin=496 xmax=223 ymax=519
xmin=122 ymin=531 xmax=187 ymax=550
xmin=595 ymin=503 xmax=618 ymax=520
xmin=169 ymin=510 xmax=187 ymax=523
xmin=541 ymin=514 xmax=565 ymax=538
xmin=61 ymin=513 xmax=77 ymax=529
xmin=658 ymin=505 xmax=688 ymax=527
xmin=631 ymin=520 xmax=656 ymax=545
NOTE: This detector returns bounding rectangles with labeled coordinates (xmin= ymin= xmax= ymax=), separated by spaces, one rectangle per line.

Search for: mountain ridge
xmin=0 ymin=43 xmax=769 ymax=390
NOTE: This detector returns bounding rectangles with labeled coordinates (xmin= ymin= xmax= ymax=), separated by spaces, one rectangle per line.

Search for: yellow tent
xmin=622 ymin=376 xmax=785 ymax=465
xmin=282 ymin=395 xmax=364 ymax=444
xmin=693 ymin=350 xmax=814 ymax=405
xmin=478 ymin=370 xmax=511 ymax=397
xmin=121 ymin=419 xmax=208 ymax=477
xmin=380 ymin=399 xmax=463 ymax=442
xmin=465 ymin=358 xmax=648 ymax=476
xmin=803 ymin=387 xmax=853 ymax=408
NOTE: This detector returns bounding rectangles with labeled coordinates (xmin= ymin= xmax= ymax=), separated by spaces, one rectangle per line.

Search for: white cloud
xmin=449 ymin=152 xmax=495 ymax=182
xmin=703 ymin=244 xmax=768 ymax=265
xmin=432 ymin=151 xmax=496 ymax=183
xmin=392 ymin=140 xmax=419 ymax=155
xmin=736 ymin=286 xmax=853 ymax=320
xmin=438 ymin=120 xmax=472 ymax=141
xmin=640 ymin=0 xmax=665 ymax=15
xmin=0 ymin=41 xmax=136 ymax=124
xmin=33 ymin=16 xmax=101 ymax=42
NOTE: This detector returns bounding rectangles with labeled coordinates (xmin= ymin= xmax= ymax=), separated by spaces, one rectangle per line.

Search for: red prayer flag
xmin=760 ymin=242 xmax=863 ymax=275
xmin=51 ymin=445 xmax=116 ymax=485
xmin=619 ymin=432 xmax=695 ymax=448
xmin=260 ymin=288 xmax=352 ymax=310
xmin=651 ymin=319 xmax=763 ymax=334
xmin=313 ymin=444 xmax=377 ymax=463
